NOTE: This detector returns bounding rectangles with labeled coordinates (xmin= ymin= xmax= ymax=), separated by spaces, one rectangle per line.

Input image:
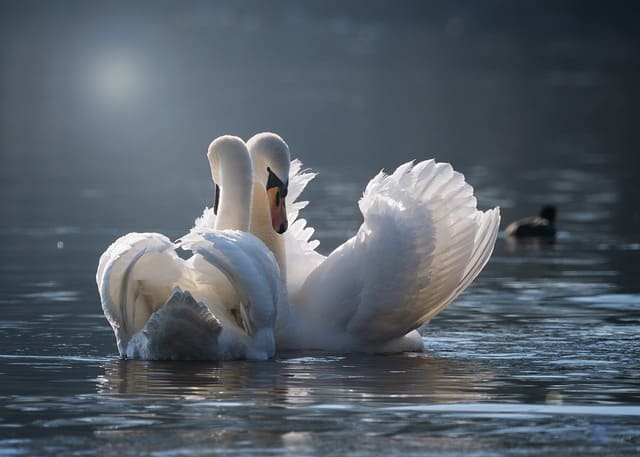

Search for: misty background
xmin=1 ymin=0 xmax=639 ymax=241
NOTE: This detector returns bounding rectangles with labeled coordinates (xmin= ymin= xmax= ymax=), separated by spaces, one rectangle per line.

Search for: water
xmin=1 ymin=164 xmax=639 ymax=456
xmin=2 ymin=2 xmax=640 ymax=456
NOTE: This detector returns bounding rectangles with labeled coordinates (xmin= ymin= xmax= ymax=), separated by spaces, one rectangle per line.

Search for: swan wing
xmin=284 ymin=159 xmax=325 ymax=296
xmin=287 ymin=158 xmax=316 ymax=217
xmin=298 ymin=160 xmax=500 ymax=345
xmin=96 ymin=232 xmax=187 ymax=354
xmin=179 ymin=229 xmax=282 ymax=359
xmin=192 ymin=206 xmax=217 ymax=231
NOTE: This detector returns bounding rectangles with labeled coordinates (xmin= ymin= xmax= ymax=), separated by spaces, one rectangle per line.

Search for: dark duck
xmin=505 ymin=205 xmax=557 ymax=238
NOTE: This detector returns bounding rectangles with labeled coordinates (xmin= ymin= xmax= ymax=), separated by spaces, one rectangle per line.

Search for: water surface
xmin=1 ymin=161 xmax=639 ymax=455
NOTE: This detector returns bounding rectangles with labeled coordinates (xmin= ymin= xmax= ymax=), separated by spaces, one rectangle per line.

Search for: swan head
xmin=207 ymin=135 xmax=253 ymax=231
xmin=207 ymin=135 xmax=251 ymax=186
xmin=247 ymin=132 xmax=291 ymax=234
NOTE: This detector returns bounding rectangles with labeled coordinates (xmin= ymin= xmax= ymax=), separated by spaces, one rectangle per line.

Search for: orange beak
xmin=267 ymin=187 xmax=288 ymax=234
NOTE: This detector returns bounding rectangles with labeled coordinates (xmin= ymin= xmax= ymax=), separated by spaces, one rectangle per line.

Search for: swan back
xmin=180 ymin=229 xmax=281 ymax=359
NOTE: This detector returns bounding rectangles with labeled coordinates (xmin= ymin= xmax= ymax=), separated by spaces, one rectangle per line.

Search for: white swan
xmin=244 ymin=132 xmax=501 ymax=353
xmin=96 ymin=136 xmax=282 ymax=360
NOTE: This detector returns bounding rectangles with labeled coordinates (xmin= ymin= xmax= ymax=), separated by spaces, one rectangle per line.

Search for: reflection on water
xmin=2 ymin=353 xmax=639 ymax=456
xmin=97 ymin=354 xmax=495 ymax=405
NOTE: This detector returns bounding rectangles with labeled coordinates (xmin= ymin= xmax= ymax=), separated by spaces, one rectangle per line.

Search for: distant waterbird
xmin=505 ymin=205 xmax=557 ymax=239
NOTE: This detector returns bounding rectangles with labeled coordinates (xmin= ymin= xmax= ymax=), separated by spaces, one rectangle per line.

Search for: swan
xmin=96 ymin=136 xmax=282 ymax=361
xmin=243 ymin=132 xmax=501 ymax=353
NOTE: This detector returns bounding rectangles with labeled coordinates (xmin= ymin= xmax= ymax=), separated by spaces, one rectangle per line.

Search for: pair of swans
xmin=97 ymin=133 xmax=500 ymax=360
xmin=97 ymin=137 xmax=281 ymax=360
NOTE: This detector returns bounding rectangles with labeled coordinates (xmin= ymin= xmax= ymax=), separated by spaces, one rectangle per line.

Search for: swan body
xmin=246 ymin=133 xmax=501 ymax=353
xmin=96 ymin=136 xmax=281 ymax=360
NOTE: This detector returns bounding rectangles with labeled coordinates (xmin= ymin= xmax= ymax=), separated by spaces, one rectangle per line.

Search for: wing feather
xmin=298 ymin=160 xmax=500 ymax=345
xmin=96 ymin=232 xmax=184 ymax=354
xmin=284 ymin=158 xmax=325 ymax=298
xmin=179 ymin=229 xmax=281 ymax=335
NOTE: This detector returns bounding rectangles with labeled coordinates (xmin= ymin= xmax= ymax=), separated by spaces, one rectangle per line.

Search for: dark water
xmin=1 ymin=2 xmax=640 ymax=456
xmin=1 ymin=163 xmax=639 ymax=456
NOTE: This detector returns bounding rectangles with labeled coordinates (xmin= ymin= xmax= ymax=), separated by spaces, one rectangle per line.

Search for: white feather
xmin=97 ymin=229 xmax=282 ymax=360
xmin=277 ymin=159 xmax=500 ymax=352
xmin=283 ymin=159 xmax=325 ymax=299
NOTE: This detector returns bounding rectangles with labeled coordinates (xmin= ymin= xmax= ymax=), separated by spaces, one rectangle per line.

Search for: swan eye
xmin=267 ymin=167 xmax=288 ymax=204
xmin=266 ymin=167 xmax=282 ymax=190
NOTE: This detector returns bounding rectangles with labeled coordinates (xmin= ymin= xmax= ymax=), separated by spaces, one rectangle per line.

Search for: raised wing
xmin=298 ymin=160 xmax=500 ymax=344
xmin=284 ymin=159 xmax=325 ymax=297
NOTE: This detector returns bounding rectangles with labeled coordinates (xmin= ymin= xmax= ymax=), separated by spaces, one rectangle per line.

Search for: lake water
xmin=1 ymin=2 xmax=640 ymax=456
xmin=2 ymin=160 xmax=639 ymax=456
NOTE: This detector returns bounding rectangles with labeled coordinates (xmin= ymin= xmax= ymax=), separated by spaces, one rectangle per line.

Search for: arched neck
xmin=213 ymin=154 xmax=253 ymax=232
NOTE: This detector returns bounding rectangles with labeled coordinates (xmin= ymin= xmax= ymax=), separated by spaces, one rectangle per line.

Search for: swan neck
xmin=213 ymin=153 xmax=253 ymax=232
xmin=250 ymin=182 xmax=286 ymax=281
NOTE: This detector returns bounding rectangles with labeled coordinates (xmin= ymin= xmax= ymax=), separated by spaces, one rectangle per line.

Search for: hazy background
xmin=1 ymin=0 xmax=639 ymax=240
